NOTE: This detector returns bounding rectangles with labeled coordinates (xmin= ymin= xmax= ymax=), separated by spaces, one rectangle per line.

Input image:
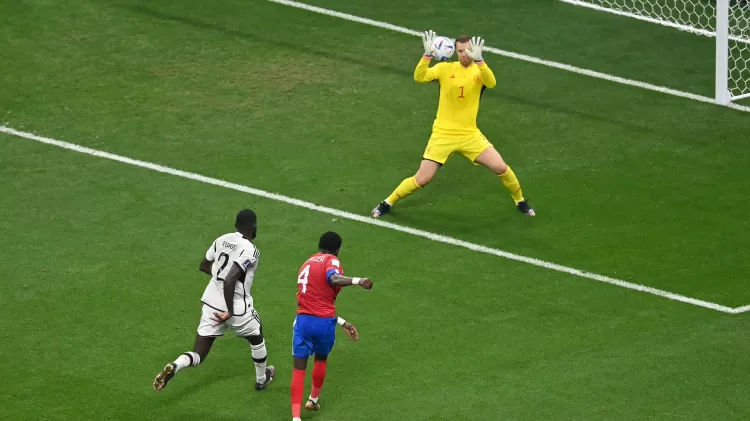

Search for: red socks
xmin=310 ymin=360 xmax=327 ymax=400
xmin=291 ymin=360 xmax=328 ymax=418
xmin=290 ymin=369 xmax=306 ymax=418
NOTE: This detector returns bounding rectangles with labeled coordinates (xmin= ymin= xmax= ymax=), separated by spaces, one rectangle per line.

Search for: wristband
xmin=352 ymin=278 xmax=362 ymax=285
xmin=337 ymin=317 xmax=346 ymax=326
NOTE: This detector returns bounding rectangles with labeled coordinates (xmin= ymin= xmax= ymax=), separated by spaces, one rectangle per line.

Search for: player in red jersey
xmin=289 ymin=231 xmax=373 ymax=421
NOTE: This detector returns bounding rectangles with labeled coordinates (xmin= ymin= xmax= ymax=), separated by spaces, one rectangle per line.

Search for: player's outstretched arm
xmin=329 ymin=274 xmax=373 ymax=290
xmin=467 ymin=36 xmax=497 ymax=89
xmin=477 ymin=60 xmax=497 ymax=89
xmin=414 ymin=30 xmax=442 ymax=83
xmin=422 ymin=29 xmax=435 ymax=57
xmin=337 ymin=317 xmax=359 ymax=341
xmin=199 ymin=257 xmax=213 ymax=275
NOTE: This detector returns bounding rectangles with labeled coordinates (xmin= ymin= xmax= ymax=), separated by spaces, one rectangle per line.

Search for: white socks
xmin=251 ymin=341 xmax=268 ymax=383
xmin=173 ymin=351 xmax=201 ymax=373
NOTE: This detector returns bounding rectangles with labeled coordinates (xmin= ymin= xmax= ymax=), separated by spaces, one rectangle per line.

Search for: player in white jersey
xmin=153 ymin=209 xmax=276 ymax=392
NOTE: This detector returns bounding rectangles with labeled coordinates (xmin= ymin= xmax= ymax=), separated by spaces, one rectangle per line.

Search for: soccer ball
xmin=430 ymin=36 xmax=455 ymax=61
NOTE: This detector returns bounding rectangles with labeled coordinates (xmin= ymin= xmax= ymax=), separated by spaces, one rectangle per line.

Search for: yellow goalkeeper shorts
xmin=422 ymin=133 xmax=493 ymax=165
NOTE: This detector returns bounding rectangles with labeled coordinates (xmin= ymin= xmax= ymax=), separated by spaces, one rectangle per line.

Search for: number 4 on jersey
xmin=298 ymin=264 xmax=311 ymax=293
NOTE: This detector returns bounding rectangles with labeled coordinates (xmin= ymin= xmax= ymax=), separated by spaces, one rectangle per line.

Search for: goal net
xmin=560 ymin=0 xmax=750 ymax=103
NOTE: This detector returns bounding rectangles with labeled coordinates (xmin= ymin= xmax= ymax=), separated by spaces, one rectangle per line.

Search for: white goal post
xmin=559 ymin=0 xmax=750 ymax=105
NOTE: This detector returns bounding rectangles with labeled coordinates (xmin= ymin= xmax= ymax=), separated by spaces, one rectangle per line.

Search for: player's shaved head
xmin=235 ymin=209 xmax=258 ymax=239
xmin=318 ymin=231 xmax=342 ymax=255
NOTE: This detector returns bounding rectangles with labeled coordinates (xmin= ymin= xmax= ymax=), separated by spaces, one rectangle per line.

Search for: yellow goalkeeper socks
xmin=386 ymin=176 xmax=422 ymax=205
xmin=498 ymin=166 xmax=524 ymax=203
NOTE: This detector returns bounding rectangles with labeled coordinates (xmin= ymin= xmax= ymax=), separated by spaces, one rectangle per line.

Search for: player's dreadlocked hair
xmin=318 ymin=231 xmax=342 ymax=254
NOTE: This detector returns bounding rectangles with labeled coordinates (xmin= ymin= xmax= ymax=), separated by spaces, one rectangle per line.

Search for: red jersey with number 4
xmin=296 ymin=253 xmax=343 ymax=318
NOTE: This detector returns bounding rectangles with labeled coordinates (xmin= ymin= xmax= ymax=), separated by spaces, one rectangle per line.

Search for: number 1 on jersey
xmin=298 ymin=264 xmax=311 ymax=293
xmin=458 ymin=86 xmax=465 ymax=98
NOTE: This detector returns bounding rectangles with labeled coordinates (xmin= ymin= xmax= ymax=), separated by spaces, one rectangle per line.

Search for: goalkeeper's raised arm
xmin=462 ymin=36 xmax=497 ymax=89
xmin=414 ymin=30 xmax=444 ymax=83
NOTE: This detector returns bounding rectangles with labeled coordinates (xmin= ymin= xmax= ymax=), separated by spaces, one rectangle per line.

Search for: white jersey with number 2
xmin=201 ymin=232 xmax=259 ymax=316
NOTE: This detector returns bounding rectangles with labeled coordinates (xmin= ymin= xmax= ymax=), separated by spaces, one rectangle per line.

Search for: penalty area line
xmin=0 ymin=124 xmax=740 ymax=314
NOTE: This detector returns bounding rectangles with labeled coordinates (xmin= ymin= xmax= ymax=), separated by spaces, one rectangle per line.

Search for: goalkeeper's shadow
xmin=122 ymin=5 xmax=414 ymax=79
xmin=495 ymin=91 xmax=706 ymax=144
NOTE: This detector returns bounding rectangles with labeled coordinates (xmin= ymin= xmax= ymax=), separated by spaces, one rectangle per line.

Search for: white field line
xmin=267 ymin=0 xmax=750 ymax=113
xmin=1 ymin=125 xmax=745 ymax=314
xmin=729 ymin=304 xmax=750 ymax=314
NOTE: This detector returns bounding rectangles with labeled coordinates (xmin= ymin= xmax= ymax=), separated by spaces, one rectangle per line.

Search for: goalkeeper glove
xmin=422 ymin=30 xmax=436 ymax=57
xmin=466 ymin=36 xmax=485 ymax=62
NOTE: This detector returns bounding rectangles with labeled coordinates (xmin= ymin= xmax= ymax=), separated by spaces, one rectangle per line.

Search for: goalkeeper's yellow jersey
xmin=414 ymin=56 xmax=497 ymax=137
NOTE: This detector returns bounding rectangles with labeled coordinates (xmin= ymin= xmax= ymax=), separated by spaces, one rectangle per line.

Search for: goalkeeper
xmin=371 ymin=31 xmax=535 ymax=218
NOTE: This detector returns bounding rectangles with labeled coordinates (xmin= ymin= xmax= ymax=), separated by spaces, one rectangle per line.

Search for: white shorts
xmin=197 ymin=304 xmax=262 ymax=338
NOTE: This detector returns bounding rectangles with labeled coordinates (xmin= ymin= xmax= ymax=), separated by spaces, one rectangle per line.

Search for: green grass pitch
xmin=2 ymin=1 xmax=749 ymax=420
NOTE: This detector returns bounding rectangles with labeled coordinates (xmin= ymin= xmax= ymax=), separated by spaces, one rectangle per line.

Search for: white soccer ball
xmin=430 ymin=36 xmax=455 ymax=61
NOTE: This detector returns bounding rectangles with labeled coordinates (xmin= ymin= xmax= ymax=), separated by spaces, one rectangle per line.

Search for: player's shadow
xmin=165 ymin=412 xmax=252 ymax=421
xmin=120 ymin=5 xmax=413 ymax=79
xmin=494 ymin=91 xmax=716 ymax=145
xmin=158 ymin=370 xmax=245 ymax=402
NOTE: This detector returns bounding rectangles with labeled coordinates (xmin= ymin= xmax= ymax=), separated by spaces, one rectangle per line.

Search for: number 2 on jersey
xmin=298 ymin=264 xmax=311 ymax=293
xmin=217 ymin=252 xmax=230 ymax=276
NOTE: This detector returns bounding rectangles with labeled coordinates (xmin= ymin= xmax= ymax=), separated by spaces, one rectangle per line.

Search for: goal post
xmin=717 ymin=0 xmax=730 ymax=104
xmin=559 ymin=0 xmax=750 ymax=105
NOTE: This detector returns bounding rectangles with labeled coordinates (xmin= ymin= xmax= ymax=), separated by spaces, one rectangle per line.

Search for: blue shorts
xmin=292 ymin=314 xmax=337 ymax=359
